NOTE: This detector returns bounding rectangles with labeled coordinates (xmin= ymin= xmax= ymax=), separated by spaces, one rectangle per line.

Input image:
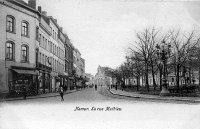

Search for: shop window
xmin=6 ymin=41 xmax=15 ymax=60
xmin=6 ymin=15 xmax=15 ymax=33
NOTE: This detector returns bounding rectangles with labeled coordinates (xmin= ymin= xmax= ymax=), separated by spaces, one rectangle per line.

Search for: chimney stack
xmin=38 ymin=6 xmax=42 ymax=13
xmin=54 ymin=19 xmax=57 ymax=23
xmin=28 ymin=0 xmax=36 ymax=9
xmin=60 ymin=27 xmax=63 ymax=32
xmin=42 ymin=11 xmax=47 ymax=16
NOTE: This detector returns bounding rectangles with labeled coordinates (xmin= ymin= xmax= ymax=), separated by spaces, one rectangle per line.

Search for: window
xmin=52 ymin=58 xmax=54 ymax=70
xmin=48 ymin=41 xmax=50 ymax=51
xmin=6 ymin=41 xmax=15 ymax=60
xmin=42 ymin=54 xmax=44 ymax=64
xmin=42 ymin=37 xmax=45 ymax=47
xmin=57 ymin=61 xmax=58 ymax=71
xmin=39 ymin=34 xmax=41 ymax=45
xmin=36 ymin=27 xmax=39 ymax=41
xmin=44 ymin=56 xmax=47 ymax=65
xmin=55 ymin=32 xmax=56 ymax=39
xmin=50 ymin=42 xmax=52 ymax=52
xmin=21 ymin=45 xmax=28 ymax=62
xmin=52 ymin=44 xmax=54 ymax=53
xmin=21 ymin=21 xmax=29 ymax=36
xmin=39 ymin=52 xmax=41 ymax=63
xmin=6 ymin=15 xmax=15 ymax=33
xmin=54 ymin=45 xmax=55 ymax=54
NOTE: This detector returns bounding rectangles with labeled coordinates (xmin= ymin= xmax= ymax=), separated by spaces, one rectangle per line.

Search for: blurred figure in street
xmin=58 ymin=86 xmax=64 ymax=101
xmin=95 ymin=84 xmax=97 ymax=91
xmin=23 ymin=85 xmax=27 ymax=99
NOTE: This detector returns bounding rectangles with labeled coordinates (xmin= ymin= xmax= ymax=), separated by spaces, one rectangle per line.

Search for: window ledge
xmin=21 ymin=61 xmax=29 ymax=63
xmin=21 ymin=34 xmax=30 ymax=38
xmin=6 ymin=30 xmax=16 ymax=34
xmin=6 ymin=59 xmax=15 ymax=61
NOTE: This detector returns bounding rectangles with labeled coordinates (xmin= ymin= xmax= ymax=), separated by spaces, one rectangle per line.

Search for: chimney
xmin=42 ymin=11 xmax=47 ymax=16
xmin=54 ymin=19 xmax=57 ymax=23
xmin=60 ymin=27 xmax=63 ymax=32
xmin=28 ymin=0 xmax=36 ymax=9
xmin=38 ymin=6 xmax=42 ymax=13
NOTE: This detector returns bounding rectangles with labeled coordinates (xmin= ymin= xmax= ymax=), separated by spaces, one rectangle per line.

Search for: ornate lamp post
xmin=156 ymin=40 xmax=171 ymax=96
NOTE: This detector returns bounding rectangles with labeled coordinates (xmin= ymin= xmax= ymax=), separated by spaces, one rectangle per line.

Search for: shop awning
xmin=12 ymin=69 xmax=37 ymax=75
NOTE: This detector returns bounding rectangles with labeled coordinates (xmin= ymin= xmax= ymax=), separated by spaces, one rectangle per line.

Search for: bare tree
xmin=129 ymin=27 xmax=161 ymax=92
xmin=127 ymin=52 xmax=144 ymax=91
xmin=169 ymin=29 xmax=200 ymax=92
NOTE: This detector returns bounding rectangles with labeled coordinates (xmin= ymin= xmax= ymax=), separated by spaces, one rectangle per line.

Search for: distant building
xmin=85 ymin=73 xmax=94 ymax=85
xmin=94 ymin=65 xmax=112 ymax=86
xmin=73 ymin=48 xmax=85 ymax=77
xmin=80 ymin=57 xmax=85 ymax=77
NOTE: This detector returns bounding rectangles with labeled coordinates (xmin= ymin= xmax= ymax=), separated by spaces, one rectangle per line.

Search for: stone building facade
xmin=94 ymin=65 xmax=112 ymax=87
xmin=0 ymin=0 xmax=40 ymax=96
xmin=0 ymin=0 xmax=84 ymax=96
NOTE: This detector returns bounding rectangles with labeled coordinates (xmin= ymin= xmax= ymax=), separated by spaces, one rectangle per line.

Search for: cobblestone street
xmin=1 ymin=86 xmax=200 ymax=129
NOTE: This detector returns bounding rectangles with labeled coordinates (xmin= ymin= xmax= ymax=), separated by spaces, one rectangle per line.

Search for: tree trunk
xmin=136 ymin=76 xmax=140 ymax=91
xmin=151 ymin=63 xmax=157 ymax=91
xmin=189 ymin=67 xmax=191 ymax=84
xmin=146 ymin=65 xmax=149 ymax=92
xmin=152 ymin=67 xmax=156 ymax=90
xmin=159 ymin=67 xmax=162 ymax=91
xmin=199 ymin=66 xmax=200 ymax=85
xmin=176 ymin=64 xmax=180 ymax=93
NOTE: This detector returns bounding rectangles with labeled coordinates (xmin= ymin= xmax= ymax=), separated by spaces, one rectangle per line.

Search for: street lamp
xmin=156 ymin=40 xmax=171 ymax=96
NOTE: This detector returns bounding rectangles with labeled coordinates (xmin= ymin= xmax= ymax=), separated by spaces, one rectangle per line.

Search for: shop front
xmin=36 ymin=63 xmax=52 ymax=94
xmin=8 ymin=67 xmax=38 ymax=97
xmin=38 ymin=71 xmax=51 ymax=94
xmin=58 ymin=74 xmax=68 ymax=91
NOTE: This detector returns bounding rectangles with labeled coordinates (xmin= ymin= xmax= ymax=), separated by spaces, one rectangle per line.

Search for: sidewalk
xmin=0 ymin=89 xmax=79 ymax=102
xmin=108 ymin=88 xmax=200 ymax=103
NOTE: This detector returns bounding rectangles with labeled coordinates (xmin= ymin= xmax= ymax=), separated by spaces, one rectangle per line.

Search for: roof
xmin=6 ymin=0 xmax=40 ymax=16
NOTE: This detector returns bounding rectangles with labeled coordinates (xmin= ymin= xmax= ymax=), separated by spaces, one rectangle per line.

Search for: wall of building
xmin=0 ymin=0 xmax=39 ymax=93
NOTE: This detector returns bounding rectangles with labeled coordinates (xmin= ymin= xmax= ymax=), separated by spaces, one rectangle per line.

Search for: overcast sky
xmin=34 ymin=0 xmax=200 ymax=75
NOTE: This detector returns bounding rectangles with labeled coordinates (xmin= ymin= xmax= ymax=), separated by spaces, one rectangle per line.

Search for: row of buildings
xmin=0 ymin=0 xmax=85 ymax=96
xmin=91 ymin=65 xmax=199 ymax=88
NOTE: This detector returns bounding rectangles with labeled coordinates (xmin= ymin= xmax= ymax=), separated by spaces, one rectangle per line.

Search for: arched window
xmin=21 ymin=21 xmax=29 ymax=36
xmin=21 ymin=45 xmax=29 ymax=62
xmin=6 ymin=15 xmax=15 ymax=33
xmin=6 ymin=41 xmax=15 ymax=60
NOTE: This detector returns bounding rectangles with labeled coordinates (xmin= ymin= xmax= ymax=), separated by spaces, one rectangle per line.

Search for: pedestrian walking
xmin=22 ymin=85 xmax=27 ymax=99
xmin=58 ymin=86 xmax=64 ymax=101
xmin=95 ymin=84 xmax=97 ymax=91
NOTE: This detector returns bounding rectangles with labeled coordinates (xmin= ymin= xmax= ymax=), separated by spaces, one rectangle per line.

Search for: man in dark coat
xmin=58 ymin=86 xmax=64 ymax=101
xmin=95 ymin=84 xmax=97 ymax=91
xmin=23 ymin=85 xmax=27 ymax=99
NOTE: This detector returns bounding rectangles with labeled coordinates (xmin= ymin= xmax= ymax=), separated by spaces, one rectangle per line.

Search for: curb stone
xmin=108 ymin=89 xmax=200 ymax=103
xmin=0 ymin=89 xmax=81 ymax=102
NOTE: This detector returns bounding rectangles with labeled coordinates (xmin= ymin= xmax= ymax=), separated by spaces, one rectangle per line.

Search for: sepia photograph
xmin=0 ymin=0 xmax=200 ymax=129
